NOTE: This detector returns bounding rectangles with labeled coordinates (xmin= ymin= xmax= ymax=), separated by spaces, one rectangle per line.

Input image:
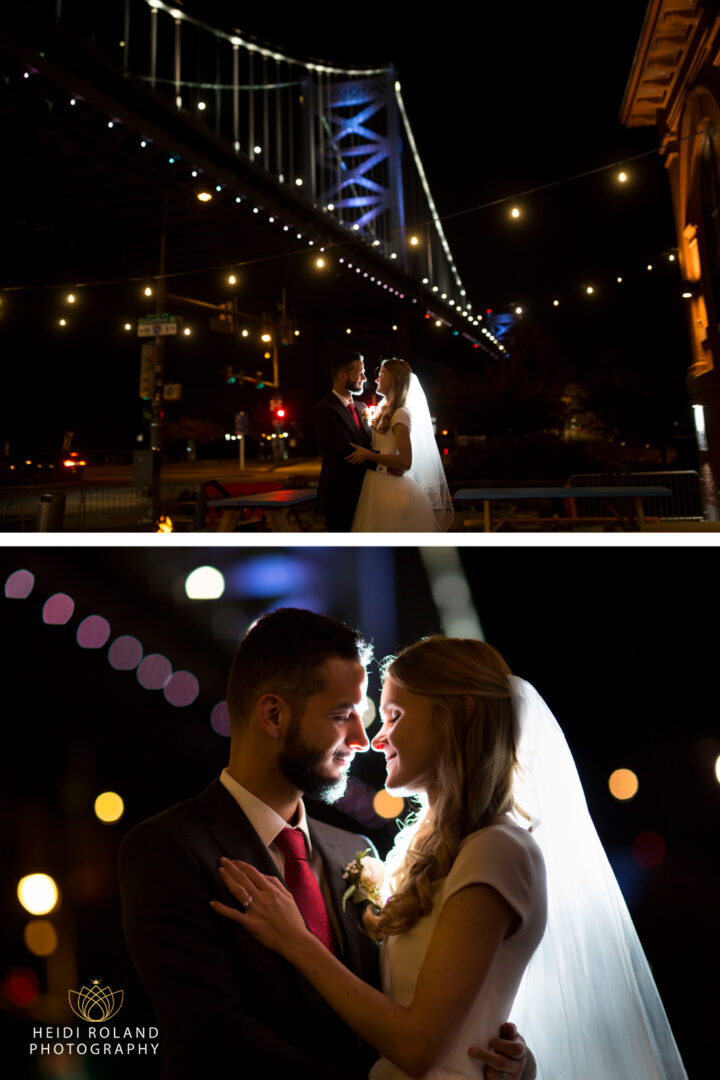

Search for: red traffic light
xmin=275 ymin=408 xmax=286 ymax=419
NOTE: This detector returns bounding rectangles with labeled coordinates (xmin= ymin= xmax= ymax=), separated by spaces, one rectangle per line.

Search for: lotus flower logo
xmin=68 ymin=979 xmax=124 ymax=1021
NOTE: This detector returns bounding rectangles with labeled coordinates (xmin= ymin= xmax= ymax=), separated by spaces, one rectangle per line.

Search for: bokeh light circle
xmin=210 ymin=701 xmax=231 ymax=736
xmin=17 ymin=873 xmax=59 ymax=915
xmin=76 ymin=614 xmax=111 ymax=649
xmin=608 ymin=768 xmax=639 ymax=801
xmin=373 ymin=789 xmax=406 ymax=819
xmin=185 ymin=566 xmax=225 ymax=599
xmin=136 ymin=653 xmax=173 ymax=690
xmin=631 ymin=831 xmax=666 ymax=869
xmin=362 ymin=697 xmax=376 ymax=729
xmin=42 ymin=593 xmax=75 ymax=625
xmin=163 ymin=671 xmax=200 ymax=707
xmin=108 ymin=635 xmax=143 ymax=670
xmin=3 ymin=968 xmax=41 ymax=1008
xmin=23 ymin=919 xmax=58 ymax=957
xmin=94 ymin=791 xmax=125 ymax=823
xmin=4 ymin=569 xmax=35 ymax=599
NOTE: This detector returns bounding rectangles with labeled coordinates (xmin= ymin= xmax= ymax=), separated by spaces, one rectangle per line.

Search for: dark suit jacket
xmin=313 ymin=393 xmax=374 ymax=532
xmin=118 ymin=780 xmax=379 ymax=1080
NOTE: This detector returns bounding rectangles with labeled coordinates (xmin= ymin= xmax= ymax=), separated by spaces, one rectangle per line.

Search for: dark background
xmin=0 ymin=1 xmax=693 ymax=460
xmin=0 ymin=544 xmax=715 ymax=1077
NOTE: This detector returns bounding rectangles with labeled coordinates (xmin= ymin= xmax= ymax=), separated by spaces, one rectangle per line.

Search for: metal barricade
xmin=568 ymin=471 xmax=703 ymax=521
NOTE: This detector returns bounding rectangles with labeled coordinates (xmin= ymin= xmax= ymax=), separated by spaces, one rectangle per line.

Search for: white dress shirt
xmin=219 ymin=768 xmax=343 ymax=949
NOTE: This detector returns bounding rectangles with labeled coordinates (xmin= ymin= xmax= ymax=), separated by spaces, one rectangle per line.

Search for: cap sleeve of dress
xmin=441 ymin=824 xmax=543 ymax=930
xmin=390 ymin=406 xmax=411 ymax=430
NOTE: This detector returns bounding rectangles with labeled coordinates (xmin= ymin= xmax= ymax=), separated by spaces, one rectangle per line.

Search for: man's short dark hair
xmin=226 ymin=608 xmax=371 ymax=730
xmin=331 ymin=349 xmax=363 ymax=382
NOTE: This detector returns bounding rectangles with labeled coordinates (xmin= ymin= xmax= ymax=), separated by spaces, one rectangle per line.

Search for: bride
xmin=212 ymin=637 xmax=687 ymax=1080
xmin=346 ymin=359 xmax=453 ymax=532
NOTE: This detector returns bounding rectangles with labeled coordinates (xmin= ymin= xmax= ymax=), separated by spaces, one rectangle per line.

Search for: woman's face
xmin=375 ymin=366 xmax=393 ymax=399
xmin=372 ymin=675 xmax=437 ymax=794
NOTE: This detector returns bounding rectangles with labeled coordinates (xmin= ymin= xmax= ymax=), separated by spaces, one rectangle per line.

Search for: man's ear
xmin=256 ymin=693 xmax=290 ymax=739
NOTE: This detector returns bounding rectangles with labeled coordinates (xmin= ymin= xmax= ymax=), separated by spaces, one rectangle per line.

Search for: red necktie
xmin=273 ymin=827 xmax=336 ymax=954
xmin=347 ymin=400 xmax=361 ymax=430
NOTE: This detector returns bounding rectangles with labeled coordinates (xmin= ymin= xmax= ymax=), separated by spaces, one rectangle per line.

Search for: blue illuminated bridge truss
xmin=1 ymin=0 xmax=512 ymax=353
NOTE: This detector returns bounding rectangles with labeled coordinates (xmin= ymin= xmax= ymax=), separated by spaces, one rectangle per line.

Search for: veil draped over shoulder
xmin=404 ymin=373 xmax=453 ymax=530
xmin=508 ymin=676 xmax=687 ymax=1080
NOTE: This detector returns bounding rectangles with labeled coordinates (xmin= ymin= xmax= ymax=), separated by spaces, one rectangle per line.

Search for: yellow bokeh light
xmin=361 ymin=697 xmax=376 ymax=729
xmin=144 ymin=286 xmax=152 ymax=297
xmin=24 ymin=919 xmax=58 ymax=957
xmin=94 ymin=791 xmax=125 ymax=823
xmin=315 ymin=257 xmax=325 ymax=268
xmin=714 ymin=755 xmax=720 ymax=783
xmin=196 ymin=191 xmax=213 ymax=202
xmin=608 ymin=768 xmax=639 ymax=801
xmin=17 ymin=874 xmax=59 ymax=915
xmin=373 ymin=789 xmax=405 ymax=819
xmin=510 ymin=207 xmax=521 ymax=218
xmin=618 ymin=171 xmax=628 ymax=183
xmin=409 ymin=235 xmax=419 ymax=246
xmin=227 ymin=274 xmax=237 ymax=285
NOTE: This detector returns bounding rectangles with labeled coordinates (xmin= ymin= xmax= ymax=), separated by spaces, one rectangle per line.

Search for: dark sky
xmin=0 ymin=1 xmax=691 ymax=452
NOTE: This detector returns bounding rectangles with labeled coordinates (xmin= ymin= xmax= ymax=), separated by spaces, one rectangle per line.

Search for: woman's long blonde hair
xmin=372 ymin=358 xmax=412 ymax=434
xmin=366 ymin=636 xmax=518 ymax=940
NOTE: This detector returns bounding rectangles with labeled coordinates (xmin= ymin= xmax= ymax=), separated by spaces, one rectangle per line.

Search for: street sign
xmin=234 ymin=411 xmax=249 ymax=435
xmin=138 ymin=314 xmax=178 ymax=338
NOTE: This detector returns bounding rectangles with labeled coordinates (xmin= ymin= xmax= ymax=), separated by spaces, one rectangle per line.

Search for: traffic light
xmin=226 ymin=366 xmax=236 ymax=385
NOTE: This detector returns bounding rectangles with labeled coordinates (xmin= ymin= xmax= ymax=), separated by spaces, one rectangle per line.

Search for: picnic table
xmin=453 ymin=485 xmax=673 ymax=532
xmin=208 ymin=489 xmax=317 ymax=532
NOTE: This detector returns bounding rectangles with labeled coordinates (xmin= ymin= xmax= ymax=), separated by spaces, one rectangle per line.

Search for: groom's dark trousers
xmin=118 ymin=779 xmax=379 ymax=1080
xmin=313 ymin=393 xmax=374 ymax=532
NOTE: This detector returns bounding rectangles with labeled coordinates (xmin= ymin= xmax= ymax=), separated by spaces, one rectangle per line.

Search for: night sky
xmin=0 ymin=0 xmax=692 ymax=453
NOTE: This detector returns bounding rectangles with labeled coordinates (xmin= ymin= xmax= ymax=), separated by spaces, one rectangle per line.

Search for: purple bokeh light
xmin=210 ymin=701 xmax=231 ymax=737
xmin=4 ymin=570 xmax=35 ymax=599
xmin=76 ymin=615 xmax=111 ymax=649
xmin=136 ymin=653 xmax=173 ymax=690
xmin=42 ymin=593 xmax=75 ymax=625
xmin=163 ymin=671 xmax=200 ymax=707
xmin=108 ymin=636 xmax=144 ymax=671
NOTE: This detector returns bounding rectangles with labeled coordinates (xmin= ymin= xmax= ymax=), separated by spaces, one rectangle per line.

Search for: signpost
xmin=138 ymin=314 xmax=178 ymax=338
xmin=234 ymin=411 xmax=248 ymax=470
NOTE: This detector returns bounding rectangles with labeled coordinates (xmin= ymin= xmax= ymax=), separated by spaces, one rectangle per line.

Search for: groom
xmin=312 ymin=350 xmax=375 ymax=532
xmin=118 ymin=609 xmax=531 ymax=1080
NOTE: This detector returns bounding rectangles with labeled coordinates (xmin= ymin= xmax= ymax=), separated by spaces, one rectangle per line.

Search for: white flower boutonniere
xmin=341 ymin=849 xmax=384 ymax=914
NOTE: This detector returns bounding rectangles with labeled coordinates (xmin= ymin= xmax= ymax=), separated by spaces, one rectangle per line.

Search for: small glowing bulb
xmin=197 ymin=101 xmax=207 ymax=111
xmin=241 ymin=329 xmax=249 ymax=337
xmin=253 ymin=145 xmax=262 ymax=154
xmin=227 ymin=274 xmax=237 ymax=285
xmin=261 ymin=333 xmax=271 ymax=342
xmin=409 ymin=235 xmax=419 ymax=245
xmin=553 ymin=299 xmax=560 ymax=307
xmin=617 ymin=276 xmax=623 ymax=283
xmin=124 ymin=322 xmax=132 ymax=331
xmin=618 ymin=171 xmax=628 ymax=183
xmin=586 ymin=286 xmax=594 ymax=295
xmin=511 ymin=207 xmax=521 ymax=218
xmin=647 ymin=264 xmax=653 ymax=271
xmin=295 ymin=178 xmax=303 ymax=186
xmin=58 ymin=318 xmax=67 ymax=327
xmin=346 ymin=328 xmax=352 ymax=334
xmin=515 ymin=306 xmax=523 ymax=315
xmin=197 ymin=191 xmax=212 ymax=202
xmin=183 ymin=327 xmax=191 ymax=336
xmin=66 ymin=293 xmax=76 ymax=304
xmin=316 ymin=257 xmax=325 ymax=268
xmin=144 ymin=286 xmax=153 ymax=297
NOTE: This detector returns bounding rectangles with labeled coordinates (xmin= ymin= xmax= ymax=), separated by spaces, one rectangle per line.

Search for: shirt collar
xmin=332 ymin=388 xmax=352 ymax=406
xmin=219 ymin=768 xmax=312 ymax=854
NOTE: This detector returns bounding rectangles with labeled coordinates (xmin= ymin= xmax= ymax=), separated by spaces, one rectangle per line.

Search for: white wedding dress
xmin=369 ymin=817 xmax=547 ymax=1080
xmin=351 ymin=407 xmax=440 ymax=533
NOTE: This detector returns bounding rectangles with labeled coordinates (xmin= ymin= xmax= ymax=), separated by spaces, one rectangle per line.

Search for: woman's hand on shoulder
xmin=211 ymin=859 xmax=311 ymax=960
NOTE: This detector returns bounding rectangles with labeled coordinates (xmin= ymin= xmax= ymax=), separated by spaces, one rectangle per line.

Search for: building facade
xmin=621 ymin=0 xmax=720 ymax=514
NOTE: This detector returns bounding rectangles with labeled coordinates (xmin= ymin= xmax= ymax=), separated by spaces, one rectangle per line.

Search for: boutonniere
xmin=341 ymin=849 xmax=384 ymax=913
